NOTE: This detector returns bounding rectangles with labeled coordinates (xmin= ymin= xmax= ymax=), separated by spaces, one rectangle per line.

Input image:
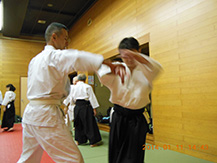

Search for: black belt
xmin=75 ymin=99 xmax=90 ymax=106
xmin=114 ymin=104 xmax=145 ymax=117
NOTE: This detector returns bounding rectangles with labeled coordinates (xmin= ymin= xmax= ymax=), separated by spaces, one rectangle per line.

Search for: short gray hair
xmin=78 ymin=74 xmax=86 ymax=82
xmin=45 ymin=22 xmax=68 ymax=43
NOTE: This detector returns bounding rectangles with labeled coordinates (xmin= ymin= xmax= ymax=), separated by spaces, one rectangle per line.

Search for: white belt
xmin=29 ymin=99 xmax=61 ymax=105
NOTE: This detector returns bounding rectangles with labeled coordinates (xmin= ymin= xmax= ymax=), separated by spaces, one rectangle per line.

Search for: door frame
xmin=20 ymin=76 xmax=28 ymax=117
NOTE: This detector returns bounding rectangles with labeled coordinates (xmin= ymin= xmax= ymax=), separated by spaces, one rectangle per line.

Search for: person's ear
xmin=52 ymin=33 xmax=57 ymax=41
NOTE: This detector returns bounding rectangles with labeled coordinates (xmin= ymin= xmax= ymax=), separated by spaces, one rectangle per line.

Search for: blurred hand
xmin=113 ymin=64 xmax=126 ymax=84
xmin=64 ymin=106 xmax=68 ymax=115
xmin=93 ymin=109 xmax=97 ymax=116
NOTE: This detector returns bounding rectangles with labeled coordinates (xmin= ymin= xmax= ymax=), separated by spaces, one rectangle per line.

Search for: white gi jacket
xmin=22 ymin=45 xmax=103 ymax=127
xmin=97 ymin=53 xmax=162 ymax=110
xmin=2 ymin=91 xmax=16 ymax=107
xmin=70 ymin=81 xmax=99 ymax=109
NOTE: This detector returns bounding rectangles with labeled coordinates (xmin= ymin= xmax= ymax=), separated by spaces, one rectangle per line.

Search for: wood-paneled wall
xmin=68 ymin=0 xmax=217 ymax=162
xmin=0 ymin=37 xmax=44 ymax=117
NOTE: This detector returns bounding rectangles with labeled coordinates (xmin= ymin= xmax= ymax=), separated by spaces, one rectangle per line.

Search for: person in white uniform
xmin=63 ymin=76 xmax=78 ymax=131
xmin=1 ymin=84 xmax=16 ymax=132
xmin=97 ymin=37 xmax=162 ymax=163
xmin=17 ymin=22 xmax=124 ymax=163
xmin=72 ymin=74 xmax=102 ymax=147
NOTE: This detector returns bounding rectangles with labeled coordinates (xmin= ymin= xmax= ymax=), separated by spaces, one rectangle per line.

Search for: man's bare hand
xmin=64 ymin=106 xmax=68 ymax=115
xmin=3 ymin=106 xmax=6 ymax=112
xmin=93 ymin=109 xmax=97 ymax=116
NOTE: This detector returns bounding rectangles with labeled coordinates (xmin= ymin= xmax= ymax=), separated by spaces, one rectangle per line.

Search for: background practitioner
xmin=1 ymin=84 xmax=16 ymax=132
xmin=72 ymin=74 xmax=102 ymax=147
xmin=63 ymin=76 xmax=78 ymax=132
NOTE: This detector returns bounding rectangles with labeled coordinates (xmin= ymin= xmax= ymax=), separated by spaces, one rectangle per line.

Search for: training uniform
xmin=18 ymin=45 xmax=103 ymax=163
xmin=71 ymin=81 xmax=102 ymax=145
xmin=97 ymin=53 xmax=162 ymax=163
xmin=1 ymin=91 xmax=16 ymax=129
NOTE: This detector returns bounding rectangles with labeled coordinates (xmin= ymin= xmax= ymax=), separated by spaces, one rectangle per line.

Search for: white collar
xmin=44 ymin=45 xmax=56 ymax=50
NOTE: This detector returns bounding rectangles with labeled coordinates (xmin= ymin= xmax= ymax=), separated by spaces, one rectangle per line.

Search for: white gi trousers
xmin=18 ymin=100 xmax=84 ymax=163
xmin=17 ymin=123 xmax=84 ymax=163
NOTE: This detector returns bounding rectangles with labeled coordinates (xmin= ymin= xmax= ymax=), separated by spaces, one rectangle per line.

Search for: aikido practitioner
xmin=1 ymin=84 xmax=16 ymax=132
xmin=18 ymin=22 xmax=125 ymax=163
xmin=63 ymin=76 xmax=78 ymax=132
xmin=97 ymin=37 xmax=162 ymax=163
xmin=72 ymin=74 xmax=102 ymax=147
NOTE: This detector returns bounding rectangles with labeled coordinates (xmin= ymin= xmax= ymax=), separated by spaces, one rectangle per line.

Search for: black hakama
xmin=109 ymin=104 xmax=149 ymax=163
xmin=74 ymin=100 xmax=102 ymax=145
xmin=1 ymin=101 xmax=15 ymax=129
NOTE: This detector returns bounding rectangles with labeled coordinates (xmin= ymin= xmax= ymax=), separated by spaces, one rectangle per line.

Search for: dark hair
xmin=118 ymin=37 xmax=139 ymax=51
xmin=77 ymin=74 xmax=86 ymax=82
xmin=6 ymin=84 xmax=16 ymax=92
xmin=45 ymin=22 xmax=68 ymax=43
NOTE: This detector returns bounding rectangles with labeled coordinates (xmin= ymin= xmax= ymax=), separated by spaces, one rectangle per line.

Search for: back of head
xmin=78 ymin=74 xmax=86 ymax=82
xmin=6 ymin=84 xmax=16 ymax=92
xmin=45 ymin=22 xmax=68 ymax=43
xmin=118 ymin=37 xmax=139 ymax=51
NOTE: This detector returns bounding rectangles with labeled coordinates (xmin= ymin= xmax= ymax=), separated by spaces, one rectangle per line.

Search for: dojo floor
xmin=0 ymin=123 xmax=213 ymax=163
xmin=78 ymin=130 xmax=213 ymax=163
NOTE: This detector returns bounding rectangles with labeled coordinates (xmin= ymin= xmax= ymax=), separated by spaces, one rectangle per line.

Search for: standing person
xmin=72 ymin=74 xmax=102 ymax=147
xmin=63 ymin=76 xmax=78 ymax=132
xmin=97 ymin=37 xmax=162 ymax=163
xmin=1 ymin=84 xmax=16 ymax=132
xmin=18 ymin=22 xmax=124 ymax=163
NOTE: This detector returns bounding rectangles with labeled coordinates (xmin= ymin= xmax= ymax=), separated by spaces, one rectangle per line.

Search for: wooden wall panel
xmin=68 ymin=0 xmax=217 ymax=162
xmin=0 ymin=37 xmax=44 ymax=117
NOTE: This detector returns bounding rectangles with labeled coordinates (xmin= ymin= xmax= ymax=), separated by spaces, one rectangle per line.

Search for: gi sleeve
xmin=56 ymin=49 xmax=104 ymax=75
xmin=87 ymin=86 xmax=99 ymax=109
xmin=138 ymin=54 xmax=162 ymax=85
xmin=96 ymin=64 xmax=116 ymax=88
xmin=2 ymin=91 xmax=15 ymax=106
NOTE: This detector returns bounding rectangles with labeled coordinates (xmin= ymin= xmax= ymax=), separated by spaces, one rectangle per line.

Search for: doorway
xmin=20 ymin=77 xmax=28 ymax=117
